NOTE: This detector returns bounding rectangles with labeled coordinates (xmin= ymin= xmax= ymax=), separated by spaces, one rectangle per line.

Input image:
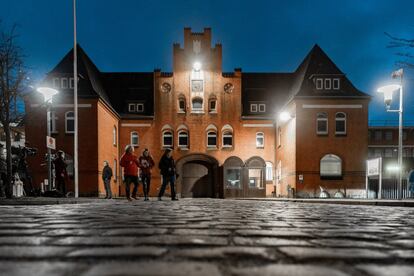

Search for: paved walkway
xmin=0 ymin=198 xmax=413 ymax=276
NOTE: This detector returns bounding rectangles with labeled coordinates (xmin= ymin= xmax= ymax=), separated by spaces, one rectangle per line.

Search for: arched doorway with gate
xmin=175 ymin=154 xmax=220 ymax=198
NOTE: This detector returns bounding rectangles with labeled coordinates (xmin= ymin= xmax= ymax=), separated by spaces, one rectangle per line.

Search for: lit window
xmin=113 ymin=126 xmax=117 ymax=146
xmin=162 ymin=131 xmax=173 ymax=147
xmin=266 ymin=161 xmax=273 ymax=181
xmin=131 ymin=132 xmax=139 ymax=146
xmin=136 ymin=104 xmax=144 ymax=112
xmin=320 ymin=154 xmax=342 ymax=178
xmin=333 ymin=78 xmax=340 ymax=90
xmin=192 ymin=97 xmax=203 ymax=110
xmin=61 ymin=78 xmax=68 ymax=89
xmin=324 ymin=79 xmax=332 ymax=90
xmin=258 ymin=104 xmax=266 ymax=112
xmin=53 ymin=78 xmax=60 ymax=88
xmin=225 ymin=168 xmax=241 ymax=189
xmin=256 ymin=132 xmax=264 ymax=148
xmin=69 ymin=77 xmax=74 ymax=89
xmin=222 ymin=131 xmax=233 ymax=148
xmin=128 ymin=103 xmax=136 ymax=113
xmin=248 ymin=169 xmax=263 ymax=188
xmin=207 ymin=131 xmax=217 ymax=148
xmin=178 ymin=131 xmax=189 ymax=148
xmin=209 ymin=98 xmax=217 ymax=112
xmin=385 ymin=131 xmax=393 ymax=141
xmin=316 ymin=78 xmax=323 ymax=90
xmin=250 ymin=104 xmax=258 ymax=113
xmin=335 ymin=112 xmax=346 ymax=135
xmin=316 ymin=112 xmax=328 ymax=135
xmin=65 ymin=111 xmax=75 ymax=133
xmin=178 ymin=97 xmax=186 ymax=112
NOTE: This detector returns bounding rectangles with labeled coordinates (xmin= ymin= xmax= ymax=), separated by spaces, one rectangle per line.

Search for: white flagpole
xmin=73 ymin=0 xmax=79 ymax=198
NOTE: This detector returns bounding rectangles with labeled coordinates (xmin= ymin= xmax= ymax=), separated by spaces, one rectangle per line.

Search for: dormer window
xmin=128 ymin=104 xmax=136 ymax=112
xmin=136 ymin=103 xmax=144 ymax=112
xmin=250 ymin=104 xmax=258 ymax=113
xmin=316 ymin=78 xmax=323 ymax=90
xmin=61 ymin=78 xmax=68 ymax=89
xmin=53 ymin=78 xmax=60 ymax=88
xmin=128 ymin=103 xmax=144 ymax=113
xmin=324 ymin=79 xmax=332 ymax=90
xmin=333 ymin=78 xmax=340 ymax=90
xmin=258 ymin=104 xmax=266 ymax=112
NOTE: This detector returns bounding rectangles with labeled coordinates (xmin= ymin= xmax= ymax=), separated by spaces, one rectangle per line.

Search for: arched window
xmin=113 ymin=126 xmax=117 ymax=146
xmin=178 ymin=96 xmax=186 ymax=113
xmin=162 ymin=130 xmax=173 ymax=148
xmin=65 ymin=111 xmax=74 ymax=134
xmin=265 ymin=161 xmax=273 ymax=181
xmin=335 ymin=112 xmax=346 ymax=135
xmin=256 ymin=132 xmax=264 ymax=148
xmin=207 ymin=131 xmax=217 ymax=148
xmin=178 ymin=130 xmax=189 ymax=148
xmin=192 ymin=97 xmax=203 ymax=111
xmin=130 ymin=131 xmax=139 ymax=146
xmin=316 ymin=112 xmax=328 ymax=135
xmin=320 ymin=154 xmax=342 ymax=178
xmin=222 ymin=131 xmax=233 ymax=148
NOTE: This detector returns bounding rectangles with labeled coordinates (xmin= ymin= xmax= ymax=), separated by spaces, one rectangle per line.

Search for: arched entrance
xmin=176 ymin=154 xmax=219 ymax=198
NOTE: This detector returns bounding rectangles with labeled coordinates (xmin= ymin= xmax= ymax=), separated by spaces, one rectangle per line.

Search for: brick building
xmin=24 ymin=28 xmax=370 ymax=198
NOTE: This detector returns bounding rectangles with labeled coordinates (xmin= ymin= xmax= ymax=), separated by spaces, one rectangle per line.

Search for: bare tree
xmin=385 ymin=32 xmax=414 ymax=69
xmin=0 ymin=23 xmax=27 ymax=198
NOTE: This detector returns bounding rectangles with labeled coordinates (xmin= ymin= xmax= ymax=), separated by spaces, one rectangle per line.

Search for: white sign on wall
xmin=367 ymin=158 xmax=381 ymax=176
xmin=46 ymin=136 xmax=56 ymax=150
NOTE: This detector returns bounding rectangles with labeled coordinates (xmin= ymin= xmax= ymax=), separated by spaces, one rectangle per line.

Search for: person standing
xmin=158 ymin=148 xmax=178 ymax=201
xmin=120 ymin=145 xmax=140 ymax=201
xmin=53 ymin=150 xmax=68 ymax=197
xmin=102 ymin=161 xmax=113 ymax=199
xmin=139 ymin=148 xmax=155 ymax=201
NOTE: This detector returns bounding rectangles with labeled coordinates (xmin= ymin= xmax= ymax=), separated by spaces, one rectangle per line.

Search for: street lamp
xmin=279 ymin=111 xmax=292 ymax=122
xmin=377 ymin=80 xmax=404 ymax=199
xmin=193 ymin=61 xmax=202 ymax=71
xmin=37 ymin=87 xmax=59 ymax=192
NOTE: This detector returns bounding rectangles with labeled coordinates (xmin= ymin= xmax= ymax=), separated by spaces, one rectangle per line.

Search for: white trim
xmin=30 ymin=104 xmax=92 ymax=108
xmin=221 ymin=124 xmax=234 ymax=132
xmin=324 ymin=78 xmax=332 ymax=90
xmin=121 ymin=123 xmax=151 ymax=127
xmin=258 ymin=104 xmax=266 ymax=112
xmin=303 ymin=104 xmax=362 ymax=109
xmin=256 ymin=132 xmax=265 ymax=148
xmin=206 ymin=124 xmax=218 ymax=132
xmin=65 ymin=111 xmax=75 ymax=134
xmin=130 ymin=131 xmax=139 ymax=146
xmin=250 ymin=104 xmax=258 ymax=112
xmin=333 ymin=78 xmax=340 ymax=90
xmin=368 ymin=145 xmax=414 ymax=148
xmin=136 ymin=103 xmax=144 ymax=112
xmin=243 ymin=124 xmax=274 ymax=128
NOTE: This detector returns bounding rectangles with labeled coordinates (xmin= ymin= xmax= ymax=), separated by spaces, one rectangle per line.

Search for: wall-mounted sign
xmin=46 ymin=136 xmax=56 ymax=150
xmin=298 ymin=174 xmax=304 ymax=181
xmin=367 ymin=158 xmax=381 ymax=177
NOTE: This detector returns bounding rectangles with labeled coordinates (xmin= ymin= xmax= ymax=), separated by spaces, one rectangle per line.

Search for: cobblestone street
xmin=0 ymin=199 xmax=413 ymax=276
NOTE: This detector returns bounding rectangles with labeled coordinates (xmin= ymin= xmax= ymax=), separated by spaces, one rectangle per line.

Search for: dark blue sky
xmin=1 ymin=0 xmax=413 ymax=124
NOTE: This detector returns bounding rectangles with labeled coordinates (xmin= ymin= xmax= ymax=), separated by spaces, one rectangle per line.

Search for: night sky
xmin=1 ymin=0 xmax=413 ymax=124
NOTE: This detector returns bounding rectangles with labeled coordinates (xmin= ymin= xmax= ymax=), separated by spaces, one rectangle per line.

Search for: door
xmin=182 ymin=161 xmax=213 ymax=197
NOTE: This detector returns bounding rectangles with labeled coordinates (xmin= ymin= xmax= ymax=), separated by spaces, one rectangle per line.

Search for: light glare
xmin=279 ymin=112 xmax=291 ymax=122
xmin=37 ymin=87 xmax=59 ymax=103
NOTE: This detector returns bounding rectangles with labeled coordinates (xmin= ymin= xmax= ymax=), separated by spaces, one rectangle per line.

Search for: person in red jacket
xmin=120 ymin=145 xmax=140 ymax=201
xmin=138 ymin=148 xmax=155 ymax=201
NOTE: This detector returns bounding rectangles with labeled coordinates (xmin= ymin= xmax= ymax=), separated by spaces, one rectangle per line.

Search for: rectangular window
xmin=374 ymin=148 xmax=382 ymax=157
xmin=191 ymin=80 xmax=203 ymax=92
xmin=256 ymin=133 xmax=264 ymax=148
xmin=128 ymin=103 xmax=136 ymax=112
xmin=266 ymin=164 xmax=273 ymax=181
xmin=178 ymin=99 xmax=186 ymax=111
xmin=225 ymin=168 xmax=241 ymax=189
xmin=258 ymin=104 xmax=266 ymax=112
xmin=335 ymin=120 xmax=346 ymax=135
xmin=384 ymin=148 xmax=393 ymax=157
xmin=207 ymin=133 xmax=217 ymax=148
xmin=48 ymin=111 xmax=58 ymax=133
xmin=53 ymin=78 xmax=60 ymax=88
xmin=178 ymin=133 xmax=188 ymax=148
xmin=136 ymin=103 xmax=144 ymax=112
xmin=374 ymin=131 xmax=382 ymax=141
xmin=316 ymin=78 xmax=323 ymax=90
xmin=317 ymin=120 xmax=328 ymax=135
xmin=368 ymin=148 xmax=375 ymax=158
xmin=333 ymin=78 xmax=340 ymax=90
xmin=61 ymin=78 xmax=68 ymax=89
xmin=69 ymin=77 xmax=74 ymax=89
xmin=163 ymin=132 xmax=173 ymax=147
xmin=223 ymin=135 xmax=233 ymax=147
xmin=403 ymin=131 xmax=408 ymax=141
xmin=385 ymin=131 xmax=393 ymax=141
xmin=403 ymin=148 xmax=411 ymax=157
xmin=248 ymin=169 xmax=263 ymax=189
xmin=209 ymin=100 xmax=217 ymax=112
xmin=324 ymin=79 xmax=332 ymax=90
xmin=250 ymin=104 xmax=258 ymax=113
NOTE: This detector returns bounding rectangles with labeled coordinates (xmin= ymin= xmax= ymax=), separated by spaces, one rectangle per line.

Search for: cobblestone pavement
xmin=0 ymin=199 xmax=413 ymax=276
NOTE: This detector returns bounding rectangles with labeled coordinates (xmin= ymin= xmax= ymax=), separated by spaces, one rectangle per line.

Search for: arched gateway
xmin=175 ymin=154 xmax=220 ymax=198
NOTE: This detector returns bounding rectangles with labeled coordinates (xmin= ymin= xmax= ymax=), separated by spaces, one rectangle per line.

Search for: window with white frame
xmin=162 ymin=130 xmax=173 ymax=148
xmin=130 ymin=131 xmax=139 ymax=146
xmin=265 ymin=161 xmax=273 ymax=181
xmin=248 ymin=169 xmax=263 ymax=188
xmin=207 ymin=131 xmax=217 ymax=148
xmin=136 ymin=103 xmax=144 ymax=112
xmin=69 ymin=77 xmax=74 ymax=89
xmin=324 ymin=78 xmax=332 ymax=90
xmin=178 ymin=131 xmax=189 ymax=148
xmin=315 ymin=78 xmax=323 ymax=90
xmin=258 ymin=104 xmax=266 ymax=112
xmin=209 ymin=98 xmax=217 ymax=112
xmin=178 ymin=97 xmax=186 ymax=112
xmin=222 ymin=131 xmax=233 ymax=148
xmin=316 ymin=112 xmax=328 ymax=135
xmin=256 ymin=132 xmax=264 ymax=148
xmin=333 ymin=78 xmax=340 ymax=90
xmin=113 ymin=126 xmax=117 ymax=146
xmin=320 ymin=154 xmax=342 ymax=178
xmin=128 ymin=103 xmax=136 ymax=113
xmin=335 ymin=112 xmax=346 ymax=135
xmin=65 ymin=111 xmax=75 ymax=133
xmin=192 ymin=97 xmax=203 ymax=111
xmin=48 ymin=111 xmax=58 ymax=133
xmin=53 ymin=78 xmax=60 ymax=88
xmin=250 ymin=104 xmax=258 ymax=113
xmin=61 ymin=78 xmax=68 ymax=89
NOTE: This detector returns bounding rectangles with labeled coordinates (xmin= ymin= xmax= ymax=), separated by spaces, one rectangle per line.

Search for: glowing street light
xmin=377 ymin=84 xmax=401 ymax=109
xmin=37 ymin=86 xmax=59 ymax=192
xmin=193 ymin=61 xmax=202 ymax=71
xmin=279 ymin=111 xmax=291 ymax=122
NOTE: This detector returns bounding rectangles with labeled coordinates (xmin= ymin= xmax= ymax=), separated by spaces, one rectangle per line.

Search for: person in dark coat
xmin=53 ymin=150 xmax=68 ymax=196
xmin=120 ymin=145 xmax=140 ymax=201
xmin=158 ymin=148 xmax=178 ymax=201
xmin=102 ymin=161 xmax=113 ymax=199
xmin=138 ymin=148 xmax=155 ymax=201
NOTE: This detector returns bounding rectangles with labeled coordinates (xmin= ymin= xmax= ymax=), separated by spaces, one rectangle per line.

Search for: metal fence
xmin=368 ymin=178 xmax=413 ymax=199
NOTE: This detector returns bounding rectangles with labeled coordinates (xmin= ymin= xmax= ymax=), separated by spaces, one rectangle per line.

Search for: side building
xmin=24 ymin=27 xmax=370 ymax=198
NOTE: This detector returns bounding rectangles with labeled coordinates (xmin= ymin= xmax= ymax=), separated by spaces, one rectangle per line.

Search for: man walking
xmin=120 ymin=145 xmax=140 ymax=201
xmin=53 ymin=150 xmax=68 ymax=197
xmin=158 ymin=148 xmax=178 ymax=201
xmin=102 ymin=161 xmax=113 ymax=199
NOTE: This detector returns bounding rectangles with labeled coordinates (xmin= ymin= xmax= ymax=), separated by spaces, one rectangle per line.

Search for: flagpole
xmin=73 ymin=0 xmax=79 ymax=198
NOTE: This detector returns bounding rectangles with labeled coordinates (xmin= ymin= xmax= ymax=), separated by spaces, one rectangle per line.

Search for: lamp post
xmin=377 ymin=80 xmax=404 ymax=199
xmin=36 ymin=87 xmax=59 ymax=191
